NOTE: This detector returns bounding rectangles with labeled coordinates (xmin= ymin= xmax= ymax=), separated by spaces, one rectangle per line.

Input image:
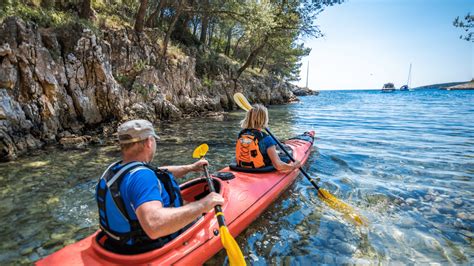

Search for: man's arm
xmin=159 ymin=159 xmax=208 ymax=178
xmin=136 ymin=192 xmax=224 ymax=239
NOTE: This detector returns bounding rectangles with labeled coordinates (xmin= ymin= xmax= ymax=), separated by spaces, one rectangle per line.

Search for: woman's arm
xmin=267 ymin=146 xmax=301 ymax=172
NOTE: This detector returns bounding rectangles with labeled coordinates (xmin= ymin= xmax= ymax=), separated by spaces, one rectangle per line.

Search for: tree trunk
xmin=199 ymin=0 xmax=210 ymax=44
xmin=233 ymin=33 xmax=245 ymax=57
xmin=224 ymin=26 xmax=233 ymax=56
xmin=162 ymin=0 xmax=184 ymax=58
xmin=192 ymin=17 xmax=198 ymax=36
xmin=146 ymin=0 xmax=164 ymax=28
xmin=134 ymin=0 xmax=149 ymax=33
xmin=208 ymin=19 xmax=215 ymax=47
xmin=236 ymin=36 xmax=268 ymax=79
xmin=259 ymin=59 xmax=267 ymax=73
xmin=80 ymin=0 xmax=94 ymax=19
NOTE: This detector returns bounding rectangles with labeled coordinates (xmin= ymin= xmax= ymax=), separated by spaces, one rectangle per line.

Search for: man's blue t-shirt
xmin=113 ymin=164 xmax=181 ymax=221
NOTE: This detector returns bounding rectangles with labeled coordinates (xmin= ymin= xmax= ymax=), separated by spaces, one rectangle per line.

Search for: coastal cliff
xmin=0 ymin=17 xmax=300 ymax=161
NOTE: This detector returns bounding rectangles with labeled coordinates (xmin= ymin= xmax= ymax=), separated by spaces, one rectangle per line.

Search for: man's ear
xmin=145 ymin=137 xmax=153 ymax=149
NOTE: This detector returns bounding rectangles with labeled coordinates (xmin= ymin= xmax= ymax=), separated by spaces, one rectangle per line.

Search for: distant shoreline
xmin=304 ymin=80 xmax=474 ymax=91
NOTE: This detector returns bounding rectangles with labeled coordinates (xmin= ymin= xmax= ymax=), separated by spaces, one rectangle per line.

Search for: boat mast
xmin=407 ymin=63 xmax=412 ymax=87
xmin=305 ymin=61 xmax=309 ymax=88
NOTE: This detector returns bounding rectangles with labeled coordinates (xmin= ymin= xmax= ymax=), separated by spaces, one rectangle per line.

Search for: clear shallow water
xmin=1 ymin=89 xmax=473 ymax=264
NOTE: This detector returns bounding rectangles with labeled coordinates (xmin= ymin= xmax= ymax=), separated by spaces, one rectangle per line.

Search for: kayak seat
xmin=180 ymin=178 xmax=221 ymax=202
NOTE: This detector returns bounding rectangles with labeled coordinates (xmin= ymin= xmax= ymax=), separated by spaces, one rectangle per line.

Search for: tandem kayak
xmin=37 ymin=131 xmax=315 ymax=265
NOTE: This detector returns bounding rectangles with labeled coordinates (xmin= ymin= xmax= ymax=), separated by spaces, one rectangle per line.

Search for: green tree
xmin=233 ymin=0 xmax=342 ymax=80
xmin=454 ymin=13 xmax=473 ymax=42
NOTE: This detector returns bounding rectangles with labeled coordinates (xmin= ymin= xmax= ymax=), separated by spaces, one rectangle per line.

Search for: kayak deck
xmin=37 ymin=131 xmax=315 ymax=265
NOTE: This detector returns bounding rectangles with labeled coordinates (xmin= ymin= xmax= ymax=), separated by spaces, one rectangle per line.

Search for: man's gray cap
xmin=117 ymin=119 xmax=159 ymax=144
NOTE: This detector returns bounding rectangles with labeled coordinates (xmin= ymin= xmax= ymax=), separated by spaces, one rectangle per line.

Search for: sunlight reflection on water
xmin=0 ymin=89 xmax=473 ymax=264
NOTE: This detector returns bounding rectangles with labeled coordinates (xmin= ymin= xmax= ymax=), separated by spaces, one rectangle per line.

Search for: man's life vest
xmin=96 ymin=161 xmax=183 ymax=252
xmin=235 ymin=129 xmax=272 ymax=168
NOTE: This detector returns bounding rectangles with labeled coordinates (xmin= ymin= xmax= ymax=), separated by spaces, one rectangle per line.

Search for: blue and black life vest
xmin=96 ymin=161 xmax=183 ymax=251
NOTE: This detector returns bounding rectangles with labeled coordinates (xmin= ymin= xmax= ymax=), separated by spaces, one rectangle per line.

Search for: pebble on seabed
xmin=405 ymin=198 xmax=416 ymax=205
xmin=453 ymin=198 xmax=463 ymax=205
xmin=249 ymin=253 xmax=259 ymax=261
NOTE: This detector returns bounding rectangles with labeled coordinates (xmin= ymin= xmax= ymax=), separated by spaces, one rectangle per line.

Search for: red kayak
xmin=37 ymin=131 xmax=315 ymax=265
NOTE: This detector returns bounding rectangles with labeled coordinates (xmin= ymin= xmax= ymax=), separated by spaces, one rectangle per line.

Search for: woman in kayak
xmin=235 ymin=104 xmax=301 ymax=171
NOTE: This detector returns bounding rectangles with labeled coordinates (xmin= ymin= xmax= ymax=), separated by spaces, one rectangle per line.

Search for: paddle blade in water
xmin=233 ymin=93 xmax=252 ymax=112
xmin=318 ymin=189 xmax=368 ymax=226
xmin=219 ymin=226 xmax=246 ymax=266
xmin=192 ymin=143 xmax=209 ymax=159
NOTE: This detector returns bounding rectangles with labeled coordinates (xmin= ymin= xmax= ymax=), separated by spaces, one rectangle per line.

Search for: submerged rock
xmin=59 ymin=135 xmax=91 ymax=149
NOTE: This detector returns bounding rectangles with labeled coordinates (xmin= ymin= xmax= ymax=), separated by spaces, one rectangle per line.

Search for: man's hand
xmin=190 ymin=159 xmax=209 ymax=172
xmin=200 ymin=192 xmax=225 ymax=211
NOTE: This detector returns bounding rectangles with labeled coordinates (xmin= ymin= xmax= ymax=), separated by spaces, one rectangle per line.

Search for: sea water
xmin=0 ymin=89 xmax=472 ymax=264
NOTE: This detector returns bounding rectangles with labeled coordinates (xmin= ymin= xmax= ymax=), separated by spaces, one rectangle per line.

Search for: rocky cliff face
xmin=0 ymin=17 xmax=298 ymax=161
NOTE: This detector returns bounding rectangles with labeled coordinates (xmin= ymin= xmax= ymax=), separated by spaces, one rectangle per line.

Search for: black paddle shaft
xmin=202 ymin=165 xmax=226 ymax=227
xmin=264 ymin=127 xmax=321 ymax=191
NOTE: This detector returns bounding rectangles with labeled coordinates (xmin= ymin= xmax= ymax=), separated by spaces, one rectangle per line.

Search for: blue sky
xmin=295 ymin=0 xmax=473 ymax=90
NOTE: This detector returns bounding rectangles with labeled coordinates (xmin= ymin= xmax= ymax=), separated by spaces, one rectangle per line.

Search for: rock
xmin=456 ymin=212 xmax=474 ymax=221
xmin=444 ymin=81 xmax=474 ymax=90
xmin=405 ymin=198 xmax=417 ymax=205
xmin=453 ymin=198 xmax=463 ymax=206
xmin=291 ymin=86 xmax=319 ymax=96
xmin=0 ymin=17 xmax=300 ymax=161
xmin=249 ymin=253 xmax=259 ymax=261
xmin=59 ymin=135 xmax=90 ymax=149
xmin=337 ymin=242 xmax=356 ymax=254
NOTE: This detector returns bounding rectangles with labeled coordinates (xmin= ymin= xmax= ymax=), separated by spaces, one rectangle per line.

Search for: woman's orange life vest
xmin=235 ymin=129 xmax=271 ymax=168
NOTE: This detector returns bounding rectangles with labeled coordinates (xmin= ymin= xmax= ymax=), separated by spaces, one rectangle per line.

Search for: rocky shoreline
xmin=0 ymin=17 xmax=309 ymax=162
xmin=443 ymin=81 xmax=474 ymax=90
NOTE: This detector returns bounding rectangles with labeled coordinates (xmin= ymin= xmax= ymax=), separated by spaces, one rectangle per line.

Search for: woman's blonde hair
xmin=240 ymin=104 xmax=269 ymax=129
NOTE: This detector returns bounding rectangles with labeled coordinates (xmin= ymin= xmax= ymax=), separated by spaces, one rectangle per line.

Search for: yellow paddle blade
xmin=233 ymin=93 xmax=252 ymax=112
xmin=192 ymin=143 xmax=209 ymax=159
xmin=318 ymin=189 xmax=368 ymax=226
xmin=219 ymin=226 xmax=246 ymax=266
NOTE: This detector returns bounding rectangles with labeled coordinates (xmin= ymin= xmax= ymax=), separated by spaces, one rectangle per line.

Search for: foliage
xmin=202 ymin=76 xmax=214 ymax=88
xmin=132 ymin=59 xmax=147 ymax=73
xmin=0 ymin=3 xmax=74 ymax=27
xmin=114 ymin=73 xmax=131 ymax=87
xmin=1 ymin=0 xmax=344 ymax=83
xmin=454 ymin=13 xmax=474 ymax=42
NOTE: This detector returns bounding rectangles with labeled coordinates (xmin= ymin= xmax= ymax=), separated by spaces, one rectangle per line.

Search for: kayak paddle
xmin=233 ymin=93 xmax=367 ymax=226
xmin=193 ymin=144 xmax=246 ymax=266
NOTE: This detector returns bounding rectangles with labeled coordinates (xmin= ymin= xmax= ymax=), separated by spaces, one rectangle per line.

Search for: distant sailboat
xmin=400 ymin=63 xmax=413 ymax=91
xmin=304 ymin=61 xmax=319 ymax=95
xmin=306 ymin=61 xmax=309 ymax=89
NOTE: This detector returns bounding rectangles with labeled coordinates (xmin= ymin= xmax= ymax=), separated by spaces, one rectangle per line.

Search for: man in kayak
xmin=235 ymin=104 xmax=301 ymax=171
xmin=96 ymin=119 xmax=224 ymax=254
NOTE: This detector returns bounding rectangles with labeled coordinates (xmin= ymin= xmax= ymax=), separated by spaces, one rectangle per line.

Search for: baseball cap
xmin=117 ymin=119 xmax=159 ymax=144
